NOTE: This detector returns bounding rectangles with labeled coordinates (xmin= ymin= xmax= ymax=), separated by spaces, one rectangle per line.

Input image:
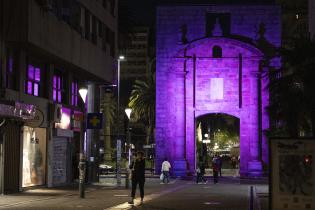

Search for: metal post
xmin=116 ymin=59 xmax=121 ymax=186
xmin=79 ymin=117 xmax=86 ymax=198
xmin=125 ymin=122 xmax=130 ymax=189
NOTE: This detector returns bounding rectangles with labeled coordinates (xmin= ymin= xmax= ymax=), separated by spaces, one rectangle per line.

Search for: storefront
xmin=0 ymin=101 xmax=36 ymax=194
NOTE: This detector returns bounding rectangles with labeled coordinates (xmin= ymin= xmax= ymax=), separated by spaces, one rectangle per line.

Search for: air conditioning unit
xmin=49 ymin=103 xmax=62 ymax=123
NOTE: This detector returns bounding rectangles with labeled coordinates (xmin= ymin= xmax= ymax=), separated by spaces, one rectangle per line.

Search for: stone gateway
xmin=155 ymin=4 xmax=281 ymax=177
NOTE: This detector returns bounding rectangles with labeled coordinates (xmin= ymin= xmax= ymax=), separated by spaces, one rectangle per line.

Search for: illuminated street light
xmin=78 ymin=86 xmax=88 ymax=198
xmin=125 ymin=108 xmax=132 ymax=189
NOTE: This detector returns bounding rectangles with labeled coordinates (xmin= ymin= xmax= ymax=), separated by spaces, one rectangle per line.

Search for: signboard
xmin=72 ymin=111 xmax=83 ymax=132
xmin=143 ymin=144 xmax=155 ymax=149
xmin=25 ymin=109 xmax=44 ymax=128
xmin=86 ymin=113 xmax=103 ymax=129
xmin=270 ymin=138 xmax=315 ymax=210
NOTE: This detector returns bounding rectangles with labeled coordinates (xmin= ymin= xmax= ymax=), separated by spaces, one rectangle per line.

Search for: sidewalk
xmin=0 ymin=177 xmax=269 ymax=210
xmin=0 ymin=178 xmax=175 ymax=210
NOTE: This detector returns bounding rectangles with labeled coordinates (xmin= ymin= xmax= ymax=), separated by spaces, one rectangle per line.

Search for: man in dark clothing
xmin=128 ymin=151 xmax=145 ymax=205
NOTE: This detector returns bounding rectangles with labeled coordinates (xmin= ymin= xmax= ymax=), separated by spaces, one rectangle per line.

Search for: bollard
xmin=249 ymin=185 xmax=254 ymax=210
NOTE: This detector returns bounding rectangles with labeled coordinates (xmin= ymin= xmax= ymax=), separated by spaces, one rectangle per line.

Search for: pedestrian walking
xmin=212 ymin=155 xmax=219 ymax=184
xmin=196 ymin=166 xmax=201 ymax=183
xmin=199 ymin=162 xmax=207 ymax=184
xmin=161 ymin=158 xmax=171 ymax=184
xmin=217 ymin=155 xmax=222 ymax=177
xmin=128 ymin=151 xmax=145 ymax=205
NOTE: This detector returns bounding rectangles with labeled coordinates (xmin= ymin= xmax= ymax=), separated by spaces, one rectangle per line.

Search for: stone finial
xmin=212 ymin=18 xmax=223 ymax=37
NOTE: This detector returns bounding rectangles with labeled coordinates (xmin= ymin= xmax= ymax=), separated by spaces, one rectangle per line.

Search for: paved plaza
xmin=0 ymin=177 xmax=268 ymax=210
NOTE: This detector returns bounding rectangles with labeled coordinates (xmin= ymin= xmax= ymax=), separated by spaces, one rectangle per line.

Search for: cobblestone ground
xmin=0 ymin=177 xmax=268 ymax=210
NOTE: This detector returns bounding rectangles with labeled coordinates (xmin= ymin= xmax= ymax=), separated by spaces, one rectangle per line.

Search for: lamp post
xmin=116 ymin=55 xmax=125 ymax=186
xmin=78 ymin=87 xmax=87 ymax=198
xmin=125 ymin=108 xmax=132 ymax=189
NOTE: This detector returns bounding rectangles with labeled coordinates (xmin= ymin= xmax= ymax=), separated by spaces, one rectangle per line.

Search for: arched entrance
xmin=196 ymin=113 xmax=240 ymax=176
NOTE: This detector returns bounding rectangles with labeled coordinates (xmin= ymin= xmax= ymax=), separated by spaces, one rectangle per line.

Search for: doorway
xmin=196 ymin=113 xmax=240 ymax=176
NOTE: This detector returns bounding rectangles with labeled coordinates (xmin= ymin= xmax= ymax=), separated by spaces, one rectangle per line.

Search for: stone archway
xmin=156 ymin=37 xmax=269 ymax=178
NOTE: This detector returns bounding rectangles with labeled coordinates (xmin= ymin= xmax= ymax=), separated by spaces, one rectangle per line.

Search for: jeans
xmin=162 ymin=171 xmax=170 ymax=183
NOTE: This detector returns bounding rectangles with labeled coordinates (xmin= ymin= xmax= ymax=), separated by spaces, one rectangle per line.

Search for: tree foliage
xmin=268 ymin=37 xmax=315 ymax=137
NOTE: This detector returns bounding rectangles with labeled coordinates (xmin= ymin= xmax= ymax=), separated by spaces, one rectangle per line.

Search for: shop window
xmin=71 ymin=80 xmax=79 ymax=106
xmin=22 ymin=127 xmax=47 ymax=187
xmin=26 ymin=64 xmax=41 ymax=96
xmin=53 ymin=73 xmax=64 ymax=103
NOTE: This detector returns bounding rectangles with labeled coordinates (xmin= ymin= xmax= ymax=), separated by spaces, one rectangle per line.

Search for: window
xmin=26 ymin=65 xmax=41 ymax=96
xmin=6 ymin=49 xmax=16 ymax=89
xmin=71 ymin=80 xmax=79 ymax=106
xmin=92 ymin=15 xmax=97 ymax=44
xmin=110 ymin=30 xmax=115 ymax=57
xmin=109 ymin=0 xmax=115 ymax=16
xmin=84 ymin=9 xmax=90 ymax=40
xmin=212 ymin=46 xmax=222 ymax=58
xmin=53 ymin=73 xmax=63 ymax=103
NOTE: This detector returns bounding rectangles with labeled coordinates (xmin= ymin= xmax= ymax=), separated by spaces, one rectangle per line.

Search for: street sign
xmin=86 ymin=113 xmax=103 ymax=129
xmin=270 ymin=138 xmax=315 ymax=210
xmin=143 ymin=144 xmax=155 ymax=149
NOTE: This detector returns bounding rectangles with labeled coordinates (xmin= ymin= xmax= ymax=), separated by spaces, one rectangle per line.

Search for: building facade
xmin=156 ymin=4 xmax=281 ymax=177
xmin=0 ymin=0 xmax=117 ymax=193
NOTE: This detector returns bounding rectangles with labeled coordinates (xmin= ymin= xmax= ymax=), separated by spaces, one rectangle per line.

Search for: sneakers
xmin=140 ymin=198 xmax=144 ymax=205
xmin=128 ymin=199 xmax=134 ymax=205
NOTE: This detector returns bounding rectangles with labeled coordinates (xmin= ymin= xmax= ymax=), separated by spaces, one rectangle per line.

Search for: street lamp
xmin=116 ymin=55 xmax=125 ymax=186
xmin=125 ymin=108 xmax=132 ymax=189
xmin=78 ymin=87 xmax=88 ymax=198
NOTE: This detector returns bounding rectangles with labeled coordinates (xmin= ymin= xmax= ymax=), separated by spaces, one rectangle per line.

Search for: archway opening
xmin=196 ymin=113 xmax=240 ymax=176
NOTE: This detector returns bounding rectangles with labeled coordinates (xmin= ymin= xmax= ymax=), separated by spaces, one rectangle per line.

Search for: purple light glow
xmin=53 ymin=75 xmax=62 ymax=103
xmin=28 ymin=65 xmax=34 ymax=79
xmin=26 ymin=65 xmax=41 ymax=96
xmin=156 ymin=5 xmax=280 ymax=178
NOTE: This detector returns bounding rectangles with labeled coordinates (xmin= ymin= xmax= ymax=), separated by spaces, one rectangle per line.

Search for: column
xmin=247 ymin=70 xmax=263 ymax=177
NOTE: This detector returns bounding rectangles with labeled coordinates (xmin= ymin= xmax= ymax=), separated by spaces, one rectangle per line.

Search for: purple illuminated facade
xmin=156 ymin=4 xmax=281 ymax=177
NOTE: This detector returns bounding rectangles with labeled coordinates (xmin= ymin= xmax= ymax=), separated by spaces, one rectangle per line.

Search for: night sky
xmin=124 ymin=0 xmax=275 ymax=26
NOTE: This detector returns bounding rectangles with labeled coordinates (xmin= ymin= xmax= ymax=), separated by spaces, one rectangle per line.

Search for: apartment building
xmin=0 ymin=0 xmax=117 ymax=193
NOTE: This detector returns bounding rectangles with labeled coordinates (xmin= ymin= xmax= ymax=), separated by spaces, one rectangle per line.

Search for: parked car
xmin=99 ymin=164 xmax=114 ymax=174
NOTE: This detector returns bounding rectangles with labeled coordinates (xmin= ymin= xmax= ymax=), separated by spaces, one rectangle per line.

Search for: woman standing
xmin=128 ymin=151 xmax=145 ymax=205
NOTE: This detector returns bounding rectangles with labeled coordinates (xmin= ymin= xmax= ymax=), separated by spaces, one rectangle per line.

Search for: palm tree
xmin=128 ymin=74 xmax=155 ymax=145
xmin=100 ymin=91 xmax=116 ymax=162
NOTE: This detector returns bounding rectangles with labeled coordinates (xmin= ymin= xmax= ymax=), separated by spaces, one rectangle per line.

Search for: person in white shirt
xmin=161 ymin=158 xmax=171 ymax=183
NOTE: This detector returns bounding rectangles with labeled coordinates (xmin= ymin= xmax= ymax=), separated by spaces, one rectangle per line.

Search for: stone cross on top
xmin=212 ymin=18 xmax=223 ymax=37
